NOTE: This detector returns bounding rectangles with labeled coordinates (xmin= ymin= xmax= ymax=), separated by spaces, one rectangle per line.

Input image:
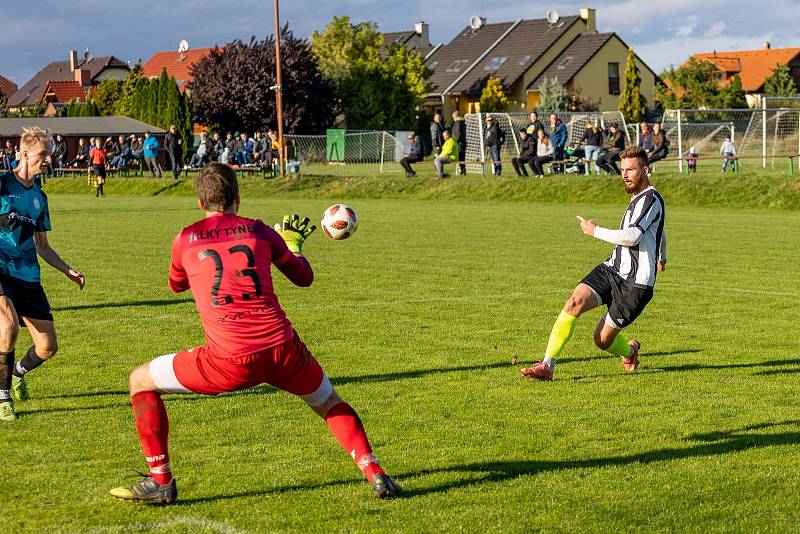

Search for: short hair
xmin=620 ymin=146 xmax=648 ymax=166
xmin=518 ymin=128 xmax=527 ymax=134
xmin=19 ymin=126 xmax=51 ymax=152
xmin=196 ymin=162 xmax=239 ymax=212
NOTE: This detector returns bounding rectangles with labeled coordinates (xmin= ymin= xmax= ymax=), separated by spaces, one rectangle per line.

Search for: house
xmin=691 ymin=44 xmax=800 ymax=106
xmin=380 ymin=22 xmax=435 ymax=59
xmin=141 ymin=45 xmax=215 ymax=91
xmin=7 ymin=51 xmax=128 ymax=108
xmin=424 ymin=8 xmax=658 ymax=116
xmin=0 ymin=75 xmax=17 ymax=100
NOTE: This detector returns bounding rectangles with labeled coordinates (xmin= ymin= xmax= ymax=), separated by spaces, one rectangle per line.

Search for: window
xmin=608 ymin=62 xmax=620 ymax=95
xmin=519 ymin=55 xmax=531 ymax=66
xmin=557 ymin=56 xmax=573 ymax=70
xmin=446 ymin=60 xmax=468 ymax=72
xmin=484 ymin=57 xmax=508 ymax=70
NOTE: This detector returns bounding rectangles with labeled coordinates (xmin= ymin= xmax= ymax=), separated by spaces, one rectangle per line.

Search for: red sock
xmin=131 ymin=391 xmax=172 ymax=485
xmin=324 ymin=402 xmax=384 ymax=478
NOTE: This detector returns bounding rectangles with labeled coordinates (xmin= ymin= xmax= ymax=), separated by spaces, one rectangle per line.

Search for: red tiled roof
xmin=142 ymin=48 xmax=215 ymax=90
xmin=0 ymin=75 xmax=17 ymax=99
xmin=693 ymin=47 xmax=800 ymax=92
xmin=41 ymin=80 xmax=86 ymax=103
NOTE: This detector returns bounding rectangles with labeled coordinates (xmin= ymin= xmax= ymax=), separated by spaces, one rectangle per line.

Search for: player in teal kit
xmin=0 ymin=127 xmax=84 ymax=421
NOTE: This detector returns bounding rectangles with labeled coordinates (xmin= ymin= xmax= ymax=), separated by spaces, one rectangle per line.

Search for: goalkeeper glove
xmin=274 ymin=214 xmax=316 ymax=253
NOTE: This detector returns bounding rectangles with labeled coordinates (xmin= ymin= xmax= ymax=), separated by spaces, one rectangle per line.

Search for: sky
xmin=1 ymin=0 xmax=799 ymax=88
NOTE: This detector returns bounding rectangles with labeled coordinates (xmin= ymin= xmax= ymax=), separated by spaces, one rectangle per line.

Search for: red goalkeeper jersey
xmin=169 ymin=213 xmax=313 ymax=357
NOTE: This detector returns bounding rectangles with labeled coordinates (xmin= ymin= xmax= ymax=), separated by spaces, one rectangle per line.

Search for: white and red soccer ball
xmin=321 ymin=204 xmax=359 ymax=240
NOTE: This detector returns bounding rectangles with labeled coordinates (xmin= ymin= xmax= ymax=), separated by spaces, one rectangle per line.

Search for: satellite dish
xmin=546 ymin=9 xmax=560 ymax=24
xmin=178 ymin=40 xmax=190 ymax=53
xmin=83 ymin=48 xmax=93 ymax=62
xmin=469 ymin=16 xmax=484 ymax=30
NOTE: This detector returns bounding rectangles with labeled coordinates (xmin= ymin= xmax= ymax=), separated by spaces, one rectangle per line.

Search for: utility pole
xmin=273 ymin=0 xmax=285 ymax=176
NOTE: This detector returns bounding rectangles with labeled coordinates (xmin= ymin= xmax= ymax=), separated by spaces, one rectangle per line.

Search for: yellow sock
xmin=605 ymin=332 xmax=632 ymax=358
xmin=544 ymin=311 xmax=577 ymax=361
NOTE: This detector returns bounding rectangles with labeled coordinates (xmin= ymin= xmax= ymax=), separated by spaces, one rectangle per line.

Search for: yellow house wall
xmin=569 ymin=37 xmax=657 ymax=111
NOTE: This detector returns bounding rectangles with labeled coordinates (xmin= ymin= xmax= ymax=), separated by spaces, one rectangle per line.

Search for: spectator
xmin=511 ymin=129 xmax=536 ymax=177
xmin=648 ymin=123 xmax=669 ymax=165
xmin=235 ymin=132 xmax=250 ymax=166
xmin=720 ymin=136 xmax=736 ymax=172
xmin=400 ymin=133 xmax=423 ymax=177
xmin=687 ymin=146 xmax=698 ymax=174
xmin=548 ymin=113 xmax=568 ymax=174
xmin=530 ymin=129 xmax=554 ymax=177
xmin=252 ymin=131 xmax=268 ymax=165
xmin=51 ymin=134 xmax=67 ymax=169
xmin=211 ymin=132 xmax=224 ymax=162
xmin=485 ymin=114 xmax=504 ymax=176
xmin=581 ymin=119 xmax=603 ymax=175
xmin=434 ymin=129 xmax=458 ymax=179
xmin=143 ymin=131 xmax=162 ymax=178
xmin=451 ymin=110 xmax=467 ymax=175
xmin=596 ymin=124 xmax=625 ymax=175
xmin=91 ymin=137 xmax=107 ymax=197
xmin=130 ymin=135 xmax=143 ymax=161
xmin=164 ymin=125 xmax=184 ymax=179
xmin=190 ymin=131 xmax=213 ymax=168
xmin=223 ymin=132 xmax=236 ymax=165
xmin=638 ymin=122 xmax=653 ymax=153
xmin=430 ymin=113 xmax=444 ymax=155
xmin=109 ymin=135 xmax=130 ymax=169
xmin=526 ymin=111 xmax=545 ymax=137
xmin=69 ymin=138 xmax=89 ymax=167
xmin=2 ymin=140 xmax=16 ymax=170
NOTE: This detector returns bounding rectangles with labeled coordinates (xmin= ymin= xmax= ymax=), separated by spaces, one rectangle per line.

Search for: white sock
xmin=542 ymin=357 xmax=555 ymax=369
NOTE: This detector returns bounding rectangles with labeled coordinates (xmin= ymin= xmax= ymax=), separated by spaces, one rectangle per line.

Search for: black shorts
xmin=581 ymin=264 xmax=652 ymax=329
xmin=94 ymin=164 xmax=106 ymax=179
xmin=0 ymin=272 xmax=53 ymax=323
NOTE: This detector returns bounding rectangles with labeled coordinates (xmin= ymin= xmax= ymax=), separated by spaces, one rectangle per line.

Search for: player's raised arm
xmin=270 ymin=215 xmax=315 ymax=287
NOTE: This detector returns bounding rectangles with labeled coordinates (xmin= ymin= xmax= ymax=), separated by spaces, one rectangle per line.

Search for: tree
xmin=479 ymin=76 xmax=509 ymax=112
xmin=656 ymin=58 xmax=722 ymax=109
xmin=91 ymin=79 xmax=122 ymax=116
xmin=536 ymin=77 xmax=567 ymax=112
xmin=310 ymin=16 xmax=382 ymax=86
xmin=190 ymin=27 xmax=336 ymax=134
xmin=764 ymin=64 xmax=798 ymax=97
xmin=116 ymin=61 xmax=142 ymax=116
xmin=63 ymin=99 xmax=98 ymax=117
xmin=618 ymin=48 xmax=645 ymax=122
xmin=719 ymin=74 xmax=748 ymax=108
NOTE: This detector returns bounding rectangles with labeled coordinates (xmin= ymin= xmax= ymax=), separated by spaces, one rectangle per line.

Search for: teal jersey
xmin=0 ymin=171 xmax=51 ymax=282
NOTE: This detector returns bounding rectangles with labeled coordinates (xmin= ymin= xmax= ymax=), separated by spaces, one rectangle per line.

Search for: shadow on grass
xmin=398 ymin=420 xmax=800 ymax=497
xmin=654 ymin=357 xmax=800 ymax=374
xmin=53 ymin=297 xmax=193 ymax=312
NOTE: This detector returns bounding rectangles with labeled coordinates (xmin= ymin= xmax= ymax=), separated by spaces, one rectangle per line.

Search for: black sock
xmin=0 ymin=351 xmax=13 ymax=400
xmin=13 ymin=347 xmax=45 ymax=378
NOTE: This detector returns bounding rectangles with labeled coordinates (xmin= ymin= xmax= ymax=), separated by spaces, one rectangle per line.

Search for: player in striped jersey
xmin=522 ymin=146 xmax=666 ymax=381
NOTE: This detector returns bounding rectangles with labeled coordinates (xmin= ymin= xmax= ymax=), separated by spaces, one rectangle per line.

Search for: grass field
xmin=1 ymin=176 xmax=799 ymax=532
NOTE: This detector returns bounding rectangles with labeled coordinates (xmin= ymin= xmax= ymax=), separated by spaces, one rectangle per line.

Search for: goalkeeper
xmin=110 ymin=163 xmax=399 ymax=504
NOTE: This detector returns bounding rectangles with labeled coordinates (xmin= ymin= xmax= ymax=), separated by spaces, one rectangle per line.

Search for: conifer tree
xmin=618 ymin=47 xmax=645 ymax=122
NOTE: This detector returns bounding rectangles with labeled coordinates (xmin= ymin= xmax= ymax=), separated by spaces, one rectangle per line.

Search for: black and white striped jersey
xmin=603 ymin=186 xmax=666 ymax=288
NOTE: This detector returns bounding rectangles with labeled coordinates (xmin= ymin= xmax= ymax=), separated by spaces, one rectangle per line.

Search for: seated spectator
xmin=720 ymin=136 xmax=736 ymax=172
xmin=211 ymin=131 xmax=224 ymax=162
xmin=190 ymin=131 xmax=213 ymax=168
xmin=581 ymin=119 xmax=603 ymax=175
xmin=2 ymin=140 xmax=16 ymax=170
xmin=105 ymin=136 xmax=121 ymax=168
xmin=70 ymin=138 xmax=90 ymax=167
xmin=251 ymin=131 xmax=266 ymax=165
xmin=638 ymin=122 xmax=653 ymax=153
xmin=224 ymin=132 xmax=236 ymax=164
xmin=110 ymin=135 xmax=130 ymax=168
xmin=129 ymin=135 xmax=144 ymax=161
xmin=596 ymin=124 xmax=625 ymax=175
xmin=235 ymin=132 xmax=250 ymax=166
xmin=530 ymin=129 xmax=554 ymax=177
xmin=400 ymin=133 xmax=423 ymax=177
xmin=647 ymin=123 xmax=669 ymax=164
xmin=511 ymin=129 xmax=536 ymax=177
xmin=434 ymin=129 xmax=458 ymax=179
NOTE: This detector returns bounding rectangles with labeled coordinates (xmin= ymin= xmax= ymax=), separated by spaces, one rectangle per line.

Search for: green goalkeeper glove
xmin=274 ymin=214 xmax=316 ymax=253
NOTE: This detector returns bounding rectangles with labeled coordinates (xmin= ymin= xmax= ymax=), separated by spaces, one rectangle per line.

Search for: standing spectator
xmin=211 ymin=132 xmax=224 ymax=162
xmin=399 ymin=133 xmax=423 ymax=177
xmin=526 ymin=111 xmax=545 ymax=137
xmin=434 ymin=129 xmax=458 ymax=179
xmin=51 ymin=134 xmax=67 ymax=170
xmin=581 ymin=120 xmax=603 ymax=175
xmin=638 ymin=122 xmax=653 ymax=153
xmin=143 ymin=131 xmax=162 ymax=178
xmin=687 ymin=146 xmax=698 ymax=174
xmin=2 ymin=140 xmax=16 ymax=170
xmin=451 ymin=110 xmax=467 ymax=175
xmin=511 ymin=129 xmax=536 ymax=177
xmin=530 ymin=129 xmax=554 ymax=177
xmin=549 ymin=113 xmax=568 ymax=174
xmin=596 ymin=124 xmax=625 ymax=175
xmin=484 ymin=114 xmax=504 ymax=176
xmin=190 ymin=132 xmax=213 ymax=168
xmin=130 ymin=135 xmax=143 ymax=161
xmin=70 ymin=138 xmax=89 ymax=167
xmin=430 ymin=113 xmax=444 ymax=156
xmin=720 ymin=137 xmax=736 ymax=172
xmin=647 ymin=123 xmax=669 ymax=165
xmin=91 ymin=137 xmax=107 ymax=197
xmin=164 ymin=125 xmax=183 ymax=179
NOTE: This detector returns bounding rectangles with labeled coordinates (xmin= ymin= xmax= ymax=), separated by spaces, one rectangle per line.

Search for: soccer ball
xmin=321 ymin=204 xmax=359 ymax=240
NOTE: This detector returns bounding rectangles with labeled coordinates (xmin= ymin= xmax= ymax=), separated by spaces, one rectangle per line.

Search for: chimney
xmin=414 ymin=21 xmax=430 ymax=46
xmin=580 ymin=8 xmax=596 ymax=33
xmin=763 ymin=41 xmax=771 ymax=50
xmin=74 ymin=69 xmax=91 ymax=87
xmin=69 ymin=50 xmax=78 ymax=72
